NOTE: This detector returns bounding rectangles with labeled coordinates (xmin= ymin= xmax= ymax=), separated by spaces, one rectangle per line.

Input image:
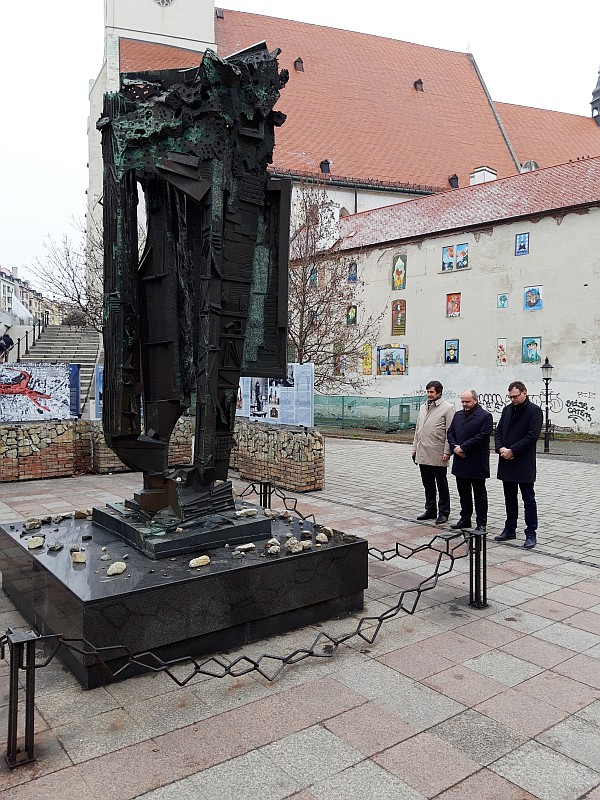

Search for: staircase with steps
xmin=19 ymin=325 xmax=101 ymax=415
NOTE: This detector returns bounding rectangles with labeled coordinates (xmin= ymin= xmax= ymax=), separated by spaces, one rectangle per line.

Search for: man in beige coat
xmin=412 ymin=380 xmax=455 ymax=524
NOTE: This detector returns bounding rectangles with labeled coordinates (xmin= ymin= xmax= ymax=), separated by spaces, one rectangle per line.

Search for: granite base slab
xmin=0 ymin=516 xmax=368 ymax=689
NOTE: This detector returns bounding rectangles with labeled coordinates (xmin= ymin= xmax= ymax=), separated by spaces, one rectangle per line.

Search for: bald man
xmin=447 ymin=390 xmax=493 ymax=532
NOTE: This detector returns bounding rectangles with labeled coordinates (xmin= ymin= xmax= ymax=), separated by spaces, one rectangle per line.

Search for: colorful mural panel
xmin=362 ymin=344 xmax=373 ymax=375
xmin=377 ymin=345 xmax=408 ymax=375
xmin=346 ymin=304 xmax=357 ymax=325
xmin=445 ymin=339 xmax=459 ymax=364
xmin=522 ymin=337 xmax=542 ymax=363
xmin=497 ymin=293 xmax=509 ymax=309
xmin=456 ymin=244 xmax=469 ymax=269
xmin=497 ymin=338 xmax=507 ymax=366
xmin=515 ymin=233 xmax=530 ymax=255
xmin=392 ymin=254 xmax=406 ymax=290
xmin=446 ymin=293 xmax=461 ymax=317
xmin=391 ymin=299 xmax=406 ymax=335
xmin=441 ymin=246 xmax=454 ymax=271
xmin=524 ymin=285 xmax=543 ymax=311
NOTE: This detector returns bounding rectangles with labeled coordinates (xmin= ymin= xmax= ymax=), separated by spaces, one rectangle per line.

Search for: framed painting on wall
xmin=392 ymin=254 xmax=406 ymax=290
xmin=522 ymin=337 xmax=542 ymax=363
xmin=497 ymin=338 xmax=507 ymax=366
xmin=391 ymin=299 xmax=406 ymax=335
xmin=445 ymin=339 xmax=459 ymax=363
xmin=446 ymin=293 xmax=461 ymax=317
xmin=346 ymin=305 xmax=357 ymax=325
xmin=348 ymin=262 xmax=358 ymax=283
xmin=362 ymin=344 xmax=373 ymax=375
xmin=377 ymin=345 xmax=408 ymax=375
xmin=456 ymin=244 xmax=469 ymax=269
xmin=524 ymin=286 xmax=543 ymax=311
xmin=515 ymin=233 xmax=529 ymax=255
xmin=441 ymin=246 xmax=454 ymax=271
xmin=497 ymin=293 xmax=509 ymax=309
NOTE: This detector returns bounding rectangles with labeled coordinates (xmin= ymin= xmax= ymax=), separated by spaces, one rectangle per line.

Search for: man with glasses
xmin=494 ymin=381 xmax=543 ymax=548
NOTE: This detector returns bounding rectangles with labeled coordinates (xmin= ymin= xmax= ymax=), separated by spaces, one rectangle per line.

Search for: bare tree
xmin=289 ymin=181 xmax=386 ymax=393
xmin=33 ymin=217 xmax=104 ymax=331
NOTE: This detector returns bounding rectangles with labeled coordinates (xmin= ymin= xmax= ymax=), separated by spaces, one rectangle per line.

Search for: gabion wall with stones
xmin=1 ymin=417 xmax=324 ymax=492
xmin=230 ymin=420 xmax=324 ymax=492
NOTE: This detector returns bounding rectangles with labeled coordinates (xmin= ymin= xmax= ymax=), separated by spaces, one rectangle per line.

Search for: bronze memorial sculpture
xmin=95 ymin=43 xmax=291 ymax=555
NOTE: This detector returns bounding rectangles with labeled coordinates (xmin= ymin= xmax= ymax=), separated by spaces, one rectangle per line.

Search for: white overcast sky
xmin=1 ymin=0 xmax=598 ymax=282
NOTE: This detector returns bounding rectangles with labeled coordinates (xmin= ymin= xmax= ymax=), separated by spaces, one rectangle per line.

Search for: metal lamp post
xmin=541 ymin=356 xmax=554 ymax=453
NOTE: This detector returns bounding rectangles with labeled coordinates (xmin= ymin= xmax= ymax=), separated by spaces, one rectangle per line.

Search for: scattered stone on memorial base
xmin=47 ymin=541 xmax=64 ymax=552
xmin=100 ymin=554 xmax=111 ymax=561
xmin=53 ymin=514 xmax=73 ymax=524
xmin=236 ymin=507 xmax=258 ymax=518
xmin=266 ymin=544 xmax=280 ymax=556
xmin=27 ymin=536 xmax=45 ymax=549
xmin=343 ymin=533 xmax=358 ymax=542
xmin=315 ymin=532 xmax=329 ymax=544
xmin=106 ymin=561 xmax=127 ymax=576
xmin=265 ymin=538 xmax=280 ymax=547
xmin=301 ymin=540 xmax=312 ymax=550
xmin=232 ymin=551 xmax=244 ymax=559
xmin=300 ymin=529 xmax=312 ymax=540
xmin=81 ymin=534 xmax=93 ymax=541
xmin=214 ymin=480 xmax=224 ymax=487
xmin=122 ymin=554 xmax=129 ymax=559
xmin=284 ymin=537 xmax=303 ymax=554
xmin=285 ymin=530 xmax=294 ymax=539
xmin=232 ymin=488 xmax=238 ymax=500
xmin=74 ymin=509 xmax=88 ymax=519
xmin=24 ymin=519 xmax=42 ymax=532
xmin=71 ymin=552 xmax=87 ymax=563
xmin=189 ymin=555 xmax=210 ymax=568
xmin=69 ymin=544 xmax=80 ymax=553
xmin=101 ymin=546 xmax=107 ymax=552
xmin=235 ymin=543 xmax=255 ymax=553
xmin=263 ymin=509 xmax=277 ymax=519
xmin=315 ymin=526 xmax=333 ymax=540
xmin=41 ymin=516 xmax=52 ymax=525
xmin=175 ymin=527 xmax=184 ymax=533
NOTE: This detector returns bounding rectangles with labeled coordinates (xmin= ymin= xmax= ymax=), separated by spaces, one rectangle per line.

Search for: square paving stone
xmin=485 ymin=608 xmax=554 ymax=634
xmin=515 ymin=671 xmax=598 ymax=713
xmin=186 ymin=750 xmax=301 ymax=800
xmin=376 ymin=678 xmax=466 ymax=730
xmin=259 ymin=726 xmax=363 ymax=785
xmin=490 ymin=740 xmax=600 ymax=800
xmin=429 ymin=708 xmax=527 ymax=765
xmin=434 ymin=768 xmax=538 ymax=799
xmin=498 ymin=635 xmax=578 ymax=668
xmin=323 ymin=700 xmax=418 ymax=756
xmin=576 ymin=700 xmax=600 ymax=726
xmin=533 ymin=622 xmax=600 ymax=652
xmin=475 ymin=687 xmax=569 ymax=736
xmin=374 ymin=730 xmax=480 ymax=797
xmin=538 ymin=716 xmax=600 ymax=771
xmin=379 ymin=645 xmax=455 ymax=679
xmin=552 ymin=653 xmax=600 ymax=689
xmin=423 ymin=665 xmax=506 ymax=706
xmin=55 ymin=709 xmax=149 ymax=764
xmin=456 ymin=618 xmax=525 ymax=646
xmin=544 ymin=588 xmax=600 ymax=609
xmin=462 ymin=650 xmax=543 ymax=686
xmin=564 ymin=610 xmax=600 ymax=635
xmin=518 ymin=597 xmax=583 ymax=621
xmin=310 ymin=759 xmax=427 ymax=800
xmin=134 ymin=779 xmax=198 ymax=800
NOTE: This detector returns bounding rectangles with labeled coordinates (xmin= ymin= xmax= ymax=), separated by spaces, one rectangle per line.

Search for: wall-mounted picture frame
xmin=524 ymin=285 xmax=543 ymax=311
xmin=348 ymin=261 xmax=358 ymax=283
xmin=445 ymin=339 xmax=459 ymax=364
xmin=392 ymin=254 xmax=406 ymax=290
xmin=456 ymin=244 xmax=469 ymax=269
xmin=391 ymin=299 xmax=406 ymax=335
xmin=522 ymin=337 xmax=542 ymax=363
xmin=515 ymin=232 xmax=529 ymax=256
xmin=441 ymin=245 xmax=454 ymax=271
xmin=446 ymin=292 xmax=461 ymax=317
xmin=497 ymin=293 xmax=509 ymax=309
xmin=497 ymin=338 xmax=507 ymax=366
xmin=346 ymin=305 xmax=357 ymax=325
xmin=362 ymin=343 xmax=373 ymax=375
xmin=377 ymin=345 xmax=408 ymax=375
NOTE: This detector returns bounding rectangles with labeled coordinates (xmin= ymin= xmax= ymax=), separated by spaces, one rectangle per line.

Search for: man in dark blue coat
xmin=494 ymin=381 xmax=543 ymax=548
xmin=447 ymin=390 xmax=493 ymax=532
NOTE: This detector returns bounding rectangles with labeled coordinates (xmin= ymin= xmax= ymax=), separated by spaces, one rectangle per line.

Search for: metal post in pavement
xmin=468 ymin=530 xmax=488 ymax=609
xmin=3 ymin=629 xmax=39 ymax=768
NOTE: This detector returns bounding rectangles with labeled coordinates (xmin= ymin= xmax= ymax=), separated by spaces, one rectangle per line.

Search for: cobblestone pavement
xmin=1 ymin=440 xmax=599 ymax=800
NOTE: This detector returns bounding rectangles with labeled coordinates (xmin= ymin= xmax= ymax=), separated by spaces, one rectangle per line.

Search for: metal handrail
xmin=9 ymin=319 xmax=44 ymax=362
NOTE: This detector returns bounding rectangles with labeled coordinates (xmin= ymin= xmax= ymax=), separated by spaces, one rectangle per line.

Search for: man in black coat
xmin=447 ymin=390 xmax=493 ymax=532
xmin=494 ymin=380 xmax=543 ymax=548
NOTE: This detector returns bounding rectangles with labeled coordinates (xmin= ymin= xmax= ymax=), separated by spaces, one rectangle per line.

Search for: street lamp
xmin=541 ymin=356 xmax=554 ymax=453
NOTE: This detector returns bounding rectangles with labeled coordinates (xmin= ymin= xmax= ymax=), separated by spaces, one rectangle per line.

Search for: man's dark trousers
xmin=502 ymin=481 xmax=537 ymax=534
xmin=419 ymin=465 xmax=450 ymax=517
xmin=456 ymin=476 xmax=487 ymax=526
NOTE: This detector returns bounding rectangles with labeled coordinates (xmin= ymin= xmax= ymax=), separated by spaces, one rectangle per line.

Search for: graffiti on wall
xmin=0 ymin=363 xmax=71 ymax=422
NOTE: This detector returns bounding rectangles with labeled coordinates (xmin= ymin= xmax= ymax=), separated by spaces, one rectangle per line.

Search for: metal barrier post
xmin=17 ymin=338 xmax=21 ymax=360
xmin=24 ymin=330 xmax=29 ymax=355
xmin=259 ymin=481 xmax=272 ymax=509
xmin=4 ymin=629 xmax=38 ymax=768
xmin=469 ymin=531 xmax=488 ymax=609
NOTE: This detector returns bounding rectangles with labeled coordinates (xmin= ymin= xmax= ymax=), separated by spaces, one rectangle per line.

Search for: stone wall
xmin=231 ymin=420 xmax=324 ymax=492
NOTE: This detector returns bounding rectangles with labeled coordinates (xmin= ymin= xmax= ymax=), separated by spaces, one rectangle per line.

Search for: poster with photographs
xmin=238 ymin=363 xmax=314 ymax=427
xmin=0 ymin=362 xmax=72 ymax=422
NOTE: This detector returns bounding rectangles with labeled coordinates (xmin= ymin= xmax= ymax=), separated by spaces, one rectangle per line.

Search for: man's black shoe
xmin=475 ymin=525 xmax=487 ymax=533
xmin=435 ymin=515 xmax=448 ymax=525
xmin=450 ymin=520 xmax=471 ymax=530
xmin=524 ymin=536 xmax=537 ymax=549
xmin=416 ymin=512 xmax=437 ymax=521
xmin=494 ymin=530 xmax=516 ymax=542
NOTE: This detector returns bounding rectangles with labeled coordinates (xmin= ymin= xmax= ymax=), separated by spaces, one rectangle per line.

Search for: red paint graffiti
xmin=0 ymin=368 xmax=52 ymax=411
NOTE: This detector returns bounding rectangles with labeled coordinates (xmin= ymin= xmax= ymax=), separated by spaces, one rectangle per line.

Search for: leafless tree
xmin=33 ymin=217 xmax=104 ymax=332
xmin=288 ymin=181 xmax=386 ymax=393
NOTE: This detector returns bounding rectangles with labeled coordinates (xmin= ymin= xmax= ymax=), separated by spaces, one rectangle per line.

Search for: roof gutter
xmin=468 ymin=53 xmax=522 ymax=173
xmin=269 ymin=168 xmax=444 ymax=196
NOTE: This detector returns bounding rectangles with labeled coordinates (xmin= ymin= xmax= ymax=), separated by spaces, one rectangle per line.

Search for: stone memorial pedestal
xmin=0 ymin=513 xmax=368 ymax=689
